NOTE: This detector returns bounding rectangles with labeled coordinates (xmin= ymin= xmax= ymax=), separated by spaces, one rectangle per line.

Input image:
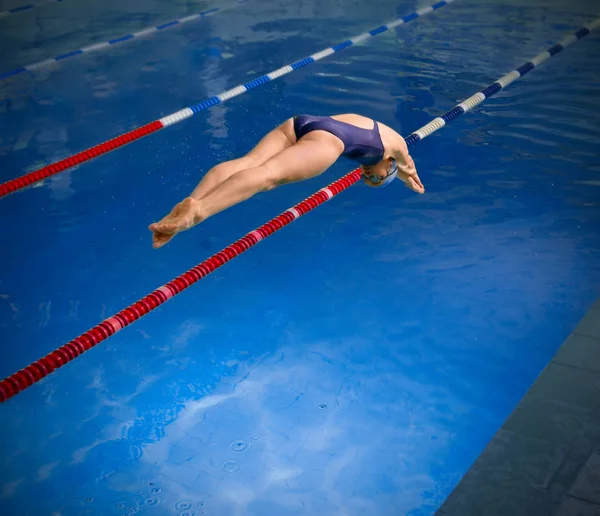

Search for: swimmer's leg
xmin=190 ymin=119 xmax=295 ymax=200
xmin=149 ymin=138 xmax=341 ymax=248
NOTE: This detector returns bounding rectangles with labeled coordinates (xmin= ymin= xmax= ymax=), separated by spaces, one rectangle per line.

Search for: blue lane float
xmin=0 ymin=1 xmax=246 ymax=81
xmin=404 ymin=18 xmax=600 ymax=146
xmin=0 ymin=0 xmax=64 ymax=18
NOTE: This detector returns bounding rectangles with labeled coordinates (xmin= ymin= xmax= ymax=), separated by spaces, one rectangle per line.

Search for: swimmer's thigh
xmin=262 ymin=135 xmax=343 ymax=186
xmin=243 ymin=119 xmax=296 ymax=166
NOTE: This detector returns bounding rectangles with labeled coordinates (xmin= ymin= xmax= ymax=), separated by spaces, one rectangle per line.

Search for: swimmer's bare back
xmin=149 ymin=113 xmax=423 ymax=249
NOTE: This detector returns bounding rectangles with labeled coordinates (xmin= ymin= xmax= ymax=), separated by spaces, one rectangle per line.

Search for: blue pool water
xmin=1 ymin=0 xmax=600 ymax=514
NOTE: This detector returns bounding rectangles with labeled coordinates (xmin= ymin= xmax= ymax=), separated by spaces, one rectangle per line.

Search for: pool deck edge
xmin=436 ymin=301 xmax=600 ymax=516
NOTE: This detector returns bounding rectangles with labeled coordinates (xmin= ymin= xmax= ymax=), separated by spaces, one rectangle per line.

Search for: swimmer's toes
xmin=153 ymin=232 xmax=174 ymax=248
xmin=156 ymin=222 xmax=179 ymax=234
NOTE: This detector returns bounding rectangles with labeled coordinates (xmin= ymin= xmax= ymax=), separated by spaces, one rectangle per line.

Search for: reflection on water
xmin=1 ymin=0 xmax=600 ymax=514
xmin=7 ymin=337 xmax=465 ymax=515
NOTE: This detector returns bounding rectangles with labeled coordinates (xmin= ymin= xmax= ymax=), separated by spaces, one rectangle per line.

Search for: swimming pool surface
xmin=1 ymin=0 xmax=599 ymax=514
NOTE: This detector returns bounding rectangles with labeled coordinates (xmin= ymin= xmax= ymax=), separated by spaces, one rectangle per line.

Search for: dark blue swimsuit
xmin=293 ymin=115 xmax=385 ymax=166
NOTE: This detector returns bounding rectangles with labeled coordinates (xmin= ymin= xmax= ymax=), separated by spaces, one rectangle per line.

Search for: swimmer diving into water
xmin=149 ymin=113 xmax=424 ymax=249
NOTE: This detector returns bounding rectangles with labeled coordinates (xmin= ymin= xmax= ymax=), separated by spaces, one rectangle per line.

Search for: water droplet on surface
xmin=222 ymin=460 xmax=240 ymax=473
xmin=175 ymin=501 xmax=193 ymax=510
xmin=230 ymin=440 xmax=249 ymax=452
xmin=144 ymin=477 xmax=166 ymax=490
xmin=151 ymin=487 xmax=161 ymax=494
xmin=318 ymin=403 xmax=327 ymax=409
xmin=146 ymin=497 xmax=160 ymax=505
xmin=249 ymin=433 xmax=261 ymax=440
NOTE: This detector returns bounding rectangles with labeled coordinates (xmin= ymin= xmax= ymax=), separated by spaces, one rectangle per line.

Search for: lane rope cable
xmin=1 ymin=17 xmax=598 ymax=403
xmin=0 ymin=0 xmax=248 ymax=82
xmin=0 ymin=0 xmax=454 ymax=199
xmin=0 ymin=0 xmax=63 ymax=18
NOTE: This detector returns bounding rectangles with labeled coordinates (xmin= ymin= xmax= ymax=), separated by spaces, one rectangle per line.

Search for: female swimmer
xmin=149 ymin=113 xmax=424 ymax=249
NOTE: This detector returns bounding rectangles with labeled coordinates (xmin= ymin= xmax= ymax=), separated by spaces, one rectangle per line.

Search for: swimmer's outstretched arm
xmin=390 ymin=135 xmax=424 ymax=194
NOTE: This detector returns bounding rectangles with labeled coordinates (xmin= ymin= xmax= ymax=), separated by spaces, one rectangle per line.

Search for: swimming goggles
xmin=362 ymin=159 xmax=398 ymax=187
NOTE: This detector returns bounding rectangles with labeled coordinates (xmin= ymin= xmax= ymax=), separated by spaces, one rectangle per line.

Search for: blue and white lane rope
xmin=0 ymin=0 xmax=454 ymax=197
xmin=405 ymin=17 xmax=600 ymax=146
xmin=0 ymin=0 xmax=248 ymax=82
xmin=159 ymin=0 xmax=453 ymax=125
xmin=0 ymin=0 xmax=63 ymax=18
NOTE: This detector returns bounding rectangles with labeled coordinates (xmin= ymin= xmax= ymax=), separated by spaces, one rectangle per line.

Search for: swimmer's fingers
xmin=408 ymin=172 xmax=425 ymax=194
xmin=407 ymin=176 xmax=425 ymax=194
xmin=398 ymin=155 xmax=424 ymax=193
xmin=398 ymin=170 xmax=425 ymax=194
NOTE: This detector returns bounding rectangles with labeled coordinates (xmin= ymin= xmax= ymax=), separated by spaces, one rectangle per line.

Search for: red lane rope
xmin=0 ymin=169 xmax=361 ymax=403
xmin=0 ymin=1 xmax=451 ymax=200
xmin=0 ymin=121 xmax=164 ymax=198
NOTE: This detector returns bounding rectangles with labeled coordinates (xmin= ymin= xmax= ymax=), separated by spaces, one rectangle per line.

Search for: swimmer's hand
xmin=149 ymin=197 xmax=204 ymax=249
xmin=397 ymin=154 xmax=424 ymax=194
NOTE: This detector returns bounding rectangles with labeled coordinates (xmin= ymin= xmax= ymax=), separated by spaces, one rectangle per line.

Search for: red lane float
xmin=0 ymin=169 xmax=362 ymax=403
xmin=0 ymin=121 xmax=164 ymax=198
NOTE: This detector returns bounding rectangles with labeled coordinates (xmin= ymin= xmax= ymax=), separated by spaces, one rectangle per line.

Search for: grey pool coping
xmin=436 ymin=298 xmax=600 ymax=516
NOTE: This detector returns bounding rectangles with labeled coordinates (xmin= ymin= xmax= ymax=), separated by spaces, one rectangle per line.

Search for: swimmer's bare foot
xmin=149 ymin=197 xmax=205 ymax=249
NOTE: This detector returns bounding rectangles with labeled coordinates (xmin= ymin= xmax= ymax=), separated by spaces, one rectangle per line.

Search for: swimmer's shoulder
xmin=376 ymin=121 xmax=409 ymax=157
xmin=376 ymin=121 xmax=402 ymax=143
xmin=331 ymin=113 xmax=376 ymax=129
